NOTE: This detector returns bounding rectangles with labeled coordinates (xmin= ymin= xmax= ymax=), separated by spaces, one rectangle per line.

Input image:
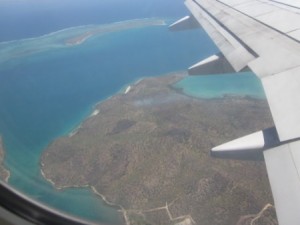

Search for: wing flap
xmin=185 ymin=0 xmax=256 ymax=71
xmin=263 ymin=141 xmax=300 ymax=225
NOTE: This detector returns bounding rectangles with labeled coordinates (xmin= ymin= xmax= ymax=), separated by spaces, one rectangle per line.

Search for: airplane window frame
xmin=0 ymin=181 xmax=100 ymax=225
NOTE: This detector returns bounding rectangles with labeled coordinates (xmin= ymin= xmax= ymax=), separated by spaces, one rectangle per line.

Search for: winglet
xmin=211 ymin=127 xmax=280 ymax=160
xmin=212 ymin=131 xmax=265 ymax=152
xmin=188 ymin=53 xmax=238 ymax=75
xmin=169 ymin=15 xmax=200 ymax=31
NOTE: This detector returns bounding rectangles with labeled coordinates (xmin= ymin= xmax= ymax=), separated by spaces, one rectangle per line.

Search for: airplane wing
xmin=169 ymin=1 xmax=300 ymax=224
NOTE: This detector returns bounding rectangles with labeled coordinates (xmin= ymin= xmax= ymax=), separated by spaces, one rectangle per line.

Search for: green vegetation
xmin=41 ymin=72 xmax=278 ymax=225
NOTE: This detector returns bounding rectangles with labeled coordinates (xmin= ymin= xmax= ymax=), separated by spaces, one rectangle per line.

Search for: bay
xmin=174 ymin=72 xmax=266 ymax=99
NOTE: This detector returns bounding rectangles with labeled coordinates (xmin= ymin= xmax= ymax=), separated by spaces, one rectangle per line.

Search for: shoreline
xmin=39 ymin=164 xmax=127 ymax=224
xmin=0 ymin=17 xmax=167 ymax=45
xmin=39 ymin=71 xmax=274 ymax=225
xmin=170 ymin=81 xmax=266 ymax=102
xmin=40 ymin=163 xmax=195 ymax=225
xmin=64 ymin=71 xmax=159 ymax=139
xmin=39 ymin=71 xmax=189 ymax=225
xmin=39 ymin=71 xmax=271 ymax=225
xmin=67 ymin=71 xmax=187 ymax=138
xmin=57 ymin=70 xmax=265 ymax=147
xmin=0 ymin=136 xmax=10 ymax=183
xmin=0 ymin=18 xmax=167 ymax=64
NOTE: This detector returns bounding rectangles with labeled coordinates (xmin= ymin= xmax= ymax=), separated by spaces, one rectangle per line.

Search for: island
xmin=0 ymin=18 xmax=166 ymax=64
xmin=64 ymin=19 xmax=166 ymax=46
xmin=41 ymin=72 xmax=278 ymax=225
xmin=0 ymin=136 xmax=10 ymax=182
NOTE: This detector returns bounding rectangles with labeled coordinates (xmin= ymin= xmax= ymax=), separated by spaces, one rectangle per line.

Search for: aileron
xmin=185 ymin=0 xmax=256 ymax=71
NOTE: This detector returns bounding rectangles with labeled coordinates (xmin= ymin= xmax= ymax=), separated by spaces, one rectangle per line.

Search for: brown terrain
xmin=0 ymin=136 xmax=10 ymax=182
xmin=41 ymin=72 xmax=278 ymax=225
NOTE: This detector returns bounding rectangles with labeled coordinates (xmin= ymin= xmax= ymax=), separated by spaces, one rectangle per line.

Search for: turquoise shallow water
xmin=0 ymin=19 xmax=218 ymax=223
xmin=174 ymin=72 xmax=266 ymax=99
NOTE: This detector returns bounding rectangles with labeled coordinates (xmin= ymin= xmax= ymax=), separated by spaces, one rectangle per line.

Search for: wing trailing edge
xmin=185 ymin=0 xmax=256 ymax=72
xmin=264 ymin=140 xmax=300 ymax=225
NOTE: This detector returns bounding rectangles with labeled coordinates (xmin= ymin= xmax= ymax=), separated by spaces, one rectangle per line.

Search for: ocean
xmin=0 ymin=1 xmax=265 ymax=224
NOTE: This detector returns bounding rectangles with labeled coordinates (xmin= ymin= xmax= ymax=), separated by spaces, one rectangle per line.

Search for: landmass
xmin=0 ymin=136 xmax=10 ymax=182
xmin=41 ymin=72 xmax=278 ymax=225
xmin=65 ymin=19 xmax=166 ymax=46
xmin=0 ymin=18 xmax=166 ymax=64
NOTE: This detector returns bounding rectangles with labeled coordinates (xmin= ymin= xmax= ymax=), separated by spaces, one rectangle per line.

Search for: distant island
xmin=64 ymin=19 xmax=166 ymax=46
xmin=0 ymin=137 xmax=10 ymax=182
xmin=41 ymin=72 xmax=278 ymax=225
xmin=0 ymin=18 xmax=166 ymax=64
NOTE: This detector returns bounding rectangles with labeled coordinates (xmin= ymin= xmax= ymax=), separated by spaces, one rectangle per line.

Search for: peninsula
xmin=41 ymin=72 xmax=277 ymax=225
xmin=0 ymin=137 xmax=10 ymax=182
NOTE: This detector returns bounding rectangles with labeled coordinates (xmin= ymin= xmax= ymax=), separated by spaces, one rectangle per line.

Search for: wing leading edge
xmin=170 ymin=0 xmax=300 ymax=224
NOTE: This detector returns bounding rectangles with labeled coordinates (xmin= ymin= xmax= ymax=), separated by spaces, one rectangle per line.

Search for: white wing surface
xmin=170 ymin=1 xmax=300 ymax=224
xmin=183 ymin=0 xmax=300 ymax=142
xmin=263 ymin=141 xmax=300 ymax=225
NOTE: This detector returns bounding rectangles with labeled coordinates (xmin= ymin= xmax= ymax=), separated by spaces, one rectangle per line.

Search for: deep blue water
xmin=0 ymin=20 xmax=218 ymax=223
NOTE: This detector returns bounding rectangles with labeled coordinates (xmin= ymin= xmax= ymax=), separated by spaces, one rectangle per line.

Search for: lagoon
xmin=174 ymin=72 xmax=265 ymax=99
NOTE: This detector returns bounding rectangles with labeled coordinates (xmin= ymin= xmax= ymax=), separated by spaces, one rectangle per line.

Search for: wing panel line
xmin=269 ymin=0 xmax=300 ymax=10
xmin=191 ymin=0 xmax=258 ymax=57
xmin=216 ymin=0 xmax=300 ymax=44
